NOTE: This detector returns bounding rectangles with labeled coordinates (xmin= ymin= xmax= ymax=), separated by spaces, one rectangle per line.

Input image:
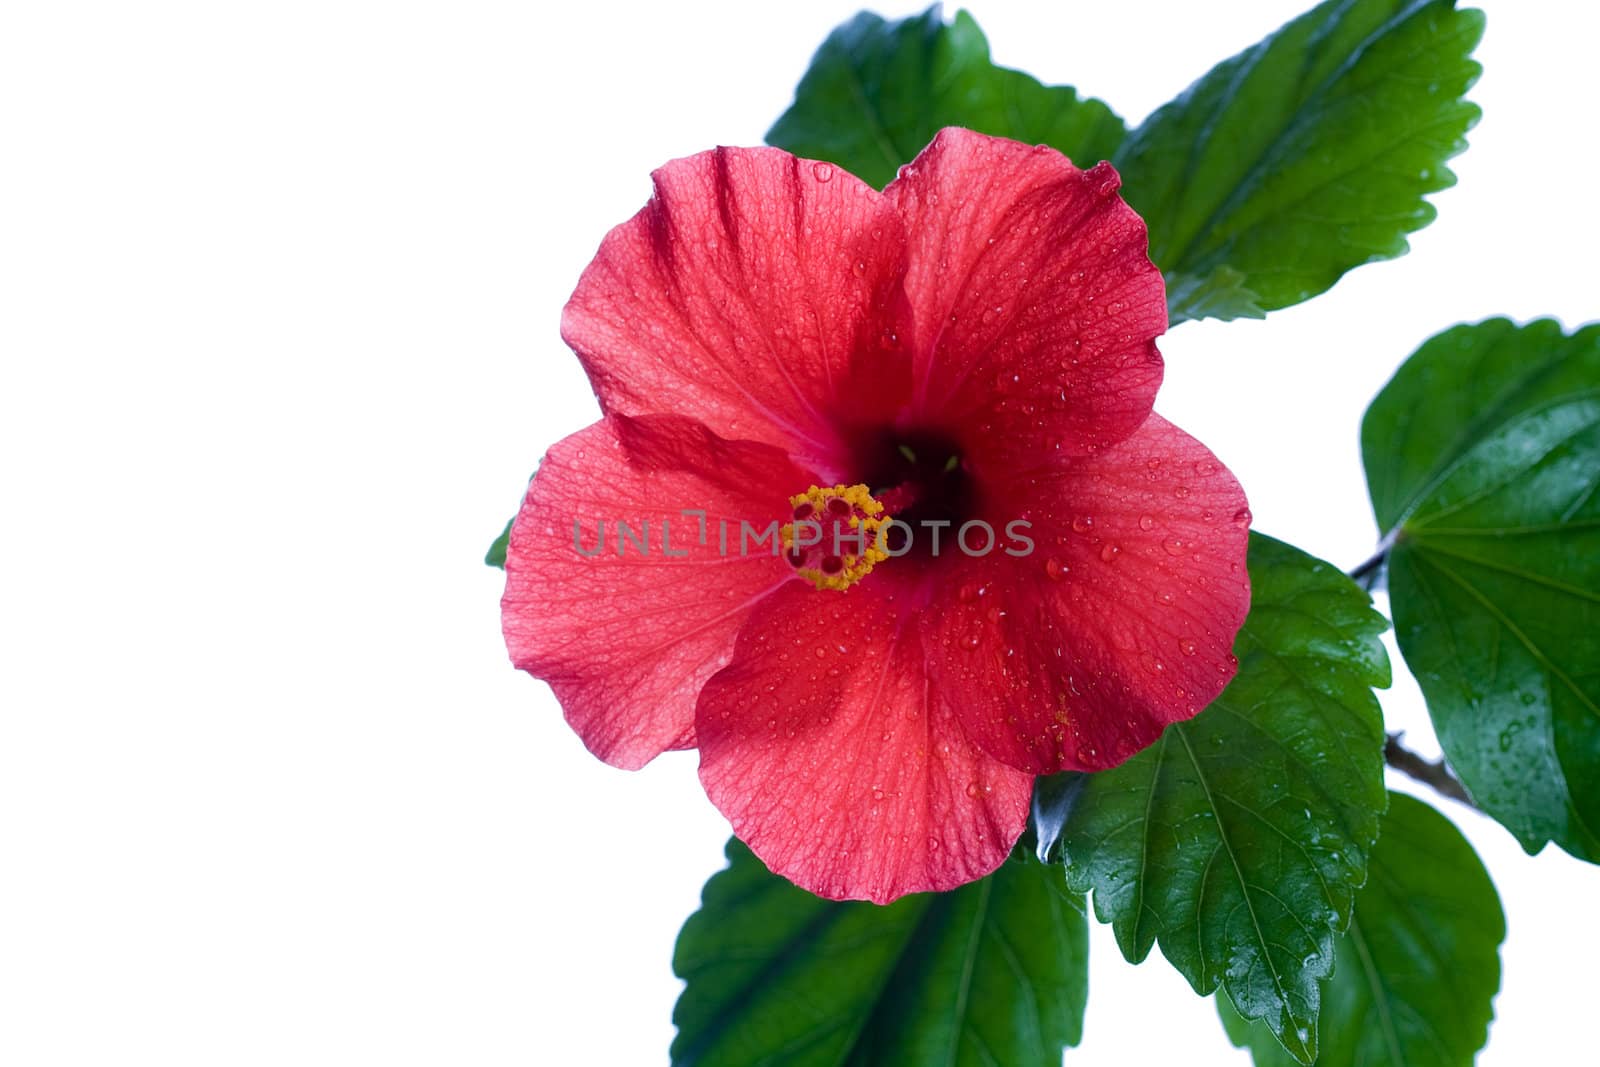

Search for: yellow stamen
xmin=780 ymin=484 xmax=891 ymax=592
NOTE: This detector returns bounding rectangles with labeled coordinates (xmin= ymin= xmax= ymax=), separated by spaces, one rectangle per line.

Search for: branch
xmin=1384 ymin=732 xmax=1476 ymax=809
xmin=1348 ymin=548 xmax=1387 ymax=588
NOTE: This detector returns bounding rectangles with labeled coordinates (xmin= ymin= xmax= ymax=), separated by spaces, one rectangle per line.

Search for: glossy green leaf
xmin=1363 ymin=319 xmax=1600 ymax=529
xmin=1362 ymin=319 xmax=1600 ymax=862
xmin=672 ymin=841 xmax=1087 ymax=1067
xmin=1116 ymin=0 xmax=1484 ymax=323
xmin=1054 ymin=533 xmax=1390 ymax=1064
xmin=1219 ymin=793 xmax=1505 ymax=1067
xmin=767 ymin=7 xmax=1126 ymax=190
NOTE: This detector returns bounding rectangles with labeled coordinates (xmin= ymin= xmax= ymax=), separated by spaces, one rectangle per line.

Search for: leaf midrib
xmin=1410 ymin=539 xmax=1600 ymax=607
xmin=1348 ymin=916 xmax=1407 ymax=1067
xmin=1172 ymin=724 xmax=1302 ymax=1044
xmin=943 ymin=874 xmax=995 ymax=1067
xmin=840 ymin=51 xmax=905 ymax=180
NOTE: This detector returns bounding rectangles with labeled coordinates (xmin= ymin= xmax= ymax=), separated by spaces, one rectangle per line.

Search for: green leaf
xmin=1219 ymin=793 xmax=1505 ymax=1067
xmin=1115 ymin=0 xmax=1484 ymax=323
xmin=672 ymin=841 xmax=1087 ymax=1067
xmin=484 ymin=517 xmax=512 ymax=569
xmin=1165 ymin=264 xmax=1267 ymax=325
xmin=767 ymin=7 xmax=1126 ymax=190
xmin=1362 ymin=319 xmax=1600 ymax=529
xmin=1054 ymin=533 xmax=1390 ymax=1064
xmin=1362 ymin=318 xmax=1600 ymax=862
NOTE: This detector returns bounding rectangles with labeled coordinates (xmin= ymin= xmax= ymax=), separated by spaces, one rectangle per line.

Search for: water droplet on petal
xmin=1044 ymin=556 xmax=1067 ymax=581
xmin=1138 ymin=514 xmax=1154 ymax=531
xmin=1232 ymin=507 xmax=1252 ymax=529
xmin=1087 ymin=161 xmax=1121 ymax=198
xmin=811 ymin=162 xmax=834 ymax=182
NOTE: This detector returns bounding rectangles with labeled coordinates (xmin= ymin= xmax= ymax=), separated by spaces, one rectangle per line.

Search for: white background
xmin=3 ymin=0 xmax=1596 ymax=1063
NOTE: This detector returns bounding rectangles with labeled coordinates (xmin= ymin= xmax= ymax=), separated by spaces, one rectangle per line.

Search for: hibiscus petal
xmin=886 ymin=127 xmax=1165 ymax=457
xmin=562 ymin=146 xmax=913 ymax=475
xmin=925 ymin=415 xmax=1251 ymax=774
xmin=696 ymin=580 xmax=1033 ymax=903
xmin=502 ymin=414 xmax=808 ymax=770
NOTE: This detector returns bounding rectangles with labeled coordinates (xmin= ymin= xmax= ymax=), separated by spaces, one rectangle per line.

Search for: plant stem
xmin=1348 ymin=548 xmax=1387 ymax=586
xmin=1384 ymin=732 xmax=1476 ymax=809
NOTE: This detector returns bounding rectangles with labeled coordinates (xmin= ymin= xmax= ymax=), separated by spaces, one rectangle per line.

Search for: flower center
xmin=857 ymin=429 xmax=974 ymax=559
xmin=780 ymin=484 xmax=891 ymax=592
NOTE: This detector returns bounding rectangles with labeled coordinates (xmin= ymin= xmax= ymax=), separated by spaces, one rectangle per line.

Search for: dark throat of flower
xmin=859 ymin=428 xmax=974 ymax=560
xmin=778 ymin=429 xmax=977 ymax=592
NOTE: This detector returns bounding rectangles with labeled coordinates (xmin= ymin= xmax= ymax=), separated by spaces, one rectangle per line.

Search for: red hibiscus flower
xmin=503 ymin=129 xmax=1251 ymax=903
